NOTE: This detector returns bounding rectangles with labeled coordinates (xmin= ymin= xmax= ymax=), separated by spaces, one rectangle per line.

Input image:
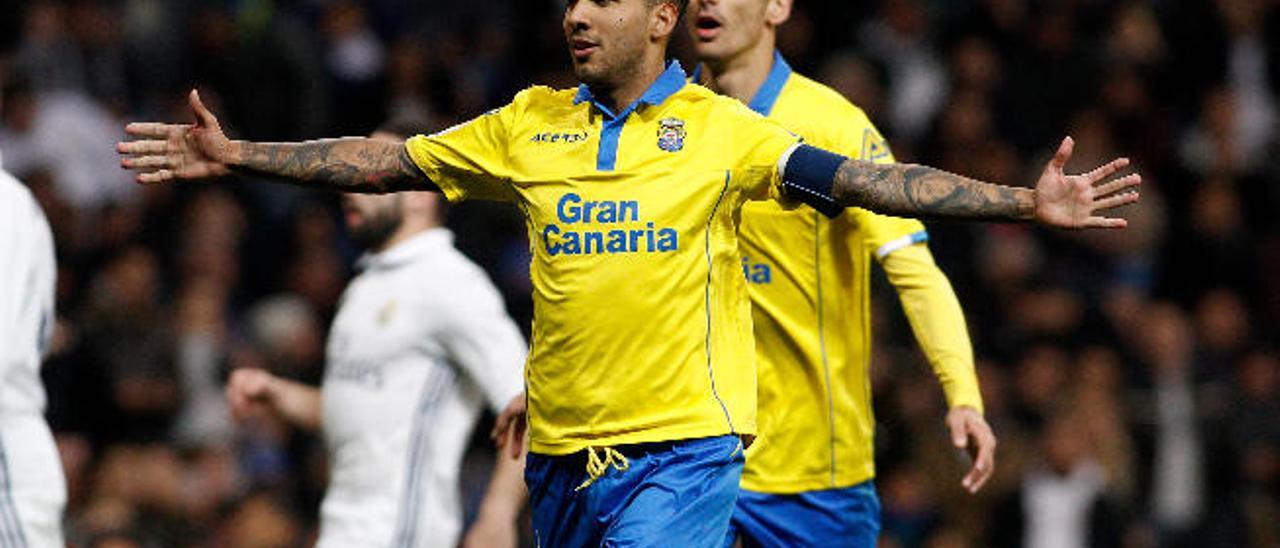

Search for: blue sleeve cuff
xmin=780 ymin=144 xmax=846 ymax=218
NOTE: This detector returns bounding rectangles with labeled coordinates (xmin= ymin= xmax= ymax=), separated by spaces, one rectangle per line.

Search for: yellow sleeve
xmin=879 ymin=243 xmax=984 ymax=412
xmin=834 ymin=105 xmax=981 ymax=409
xmin=404 ymin=94 xmax=523 ymax=202
xmin=720 ymin=99 xmax=801 ymax=201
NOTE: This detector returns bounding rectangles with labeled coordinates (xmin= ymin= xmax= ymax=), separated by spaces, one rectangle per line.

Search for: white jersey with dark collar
xmin=317 ymin=228 xmax=526 ymax=548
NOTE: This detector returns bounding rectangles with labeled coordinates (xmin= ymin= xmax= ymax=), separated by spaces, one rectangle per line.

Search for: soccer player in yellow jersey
xmin=687 ymin=0 xmax=993 ymax=545
xmin=117 ymin=0 xmax=1140 ymax=544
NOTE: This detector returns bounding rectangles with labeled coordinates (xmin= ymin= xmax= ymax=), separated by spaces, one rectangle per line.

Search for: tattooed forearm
xmin=230 ymin=138 xmax=430 ymax=193
xmin=831 ymin=160 xmax=1035 ymax=221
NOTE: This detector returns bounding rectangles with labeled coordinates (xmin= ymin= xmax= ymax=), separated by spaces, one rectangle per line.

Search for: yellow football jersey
xmin=405 ymin=62 xmax=801 ymax=455
xmin=717 ymin=53 xmax=984 ymax=493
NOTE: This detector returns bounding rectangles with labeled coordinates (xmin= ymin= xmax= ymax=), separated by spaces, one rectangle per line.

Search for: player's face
xmin=564 ymin=0 xmax=655 ymax=87
xmin=688 ymin=0 xmax=772 ymax=64
xmin=341 ymin=193 xmax=405 ymax=250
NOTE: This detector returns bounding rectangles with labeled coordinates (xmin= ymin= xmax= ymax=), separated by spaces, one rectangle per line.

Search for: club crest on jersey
xmin=657 ymin=118 xmax=686 ymax=152
xmin=377 ymin=300 xmax=397 ymax=326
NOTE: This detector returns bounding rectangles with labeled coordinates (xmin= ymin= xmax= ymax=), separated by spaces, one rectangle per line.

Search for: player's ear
xmin=765 ymin=0 xmax=792 ymax=27
xmin=651 ymin=0 xmax=680 ymax=41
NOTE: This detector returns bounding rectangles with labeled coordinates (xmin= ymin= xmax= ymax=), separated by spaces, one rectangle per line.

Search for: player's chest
xmin=326 ymin=278 xmax=437 ymax=387
xmin=506 ymin=108 xmax=721 ymax=177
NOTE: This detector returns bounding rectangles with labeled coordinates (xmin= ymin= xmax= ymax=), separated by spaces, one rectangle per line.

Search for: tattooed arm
xmin=819 ymin=137 xmax=1141 ymax=229
xmin=833 ymin=161 xmax=1035 ymax=222
xmin=229 ymin=139 xmax=428 ymax=193
xmin=118 ymin=90 xmax=435 ymax=193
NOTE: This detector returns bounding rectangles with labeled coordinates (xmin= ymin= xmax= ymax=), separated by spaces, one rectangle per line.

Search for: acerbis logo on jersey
xmin=531 ymin=130 xmax=590 ymax=144
xmin=657 ymin=118 xmax=686 ymax=152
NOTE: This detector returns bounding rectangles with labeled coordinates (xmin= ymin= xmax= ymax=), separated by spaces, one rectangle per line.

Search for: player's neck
xmin=373 ymin=221 xmax=439 ymax=253
xmin=702 ymin=37 xmax=776 ymax=105
xmin=593 ymin=55 xmax=667 ymax=114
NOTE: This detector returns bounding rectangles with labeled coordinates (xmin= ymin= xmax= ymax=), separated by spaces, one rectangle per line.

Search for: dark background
xmin=1 ymin=0 xmax=1278 ymax=546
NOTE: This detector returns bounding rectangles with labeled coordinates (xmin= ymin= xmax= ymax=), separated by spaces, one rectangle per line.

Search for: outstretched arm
xmin=786 ymin=137 xmax=1141 ymax=229
xmin=118 ymin=90 xmax=432 ymax=193
xmin=831 ymin=160 xmax=1036 ymax=222
xmin=228 ymin=138 xmax=426 ymax=193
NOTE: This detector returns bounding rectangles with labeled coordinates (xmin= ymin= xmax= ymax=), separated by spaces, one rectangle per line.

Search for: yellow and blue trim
xmin=574 ymin=61 xmax=689 ymax=171
xmin=746 ymin=51 xmax=792 ymax=117
xmin=874 ymin=231 xmax=930 ymax=259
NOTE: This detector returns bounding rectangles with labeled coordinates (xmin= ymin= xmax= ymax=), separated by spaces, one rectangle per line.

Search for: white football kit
xmin=316 ymin=228 xmax=526 ymax=548
xmin=0 ymin=157 xmax=65 ymax=548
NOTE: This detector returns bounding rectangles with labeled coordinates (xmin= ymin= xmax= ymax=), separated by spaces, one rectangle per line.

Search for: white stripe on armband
xmin=875 ymin=231 xmax=929 ymax=259
xmin=777 ymin=143 xmax=802 ymax=179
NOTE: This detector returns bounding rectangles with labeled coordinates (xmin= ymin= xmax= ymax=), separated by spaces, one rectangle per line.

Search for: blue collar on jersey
xmin=689 ymin=50 xmax=792 ymax=117
xmin=574 ymin=61 xmax=688 ymax=171
xmin=748 ymin=51 xmax=792 ymax=116
xmin=573 ymin=60 xmax=688 ymax=117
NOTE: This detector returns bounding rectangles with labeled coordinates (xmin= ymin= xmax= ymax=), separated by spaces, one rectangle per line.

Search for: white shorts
xmin=0 ymin=415 xmax=65 ymax=548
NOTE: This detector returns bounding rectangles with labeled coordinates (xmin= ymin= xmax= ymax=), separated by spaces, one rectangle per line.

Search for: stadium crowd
xmin=0 ymin=0 xmax=1277 ymax=546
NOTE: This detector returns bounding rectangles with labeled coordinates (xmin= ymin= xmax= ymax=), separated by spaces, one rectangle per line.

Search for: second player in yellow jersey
xmin=689 ymin=0 xmax=996 ymax=545
xmin=729 ymin=56 xmax=985 ymax=494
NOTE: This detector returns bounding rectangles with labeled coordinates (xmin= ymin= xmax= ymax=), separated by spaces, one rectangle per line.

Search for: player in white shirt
xmin=0 ymin=149 xmax=66 ymax=548
xmin=226 ymin=128 xmax=528 ymax=548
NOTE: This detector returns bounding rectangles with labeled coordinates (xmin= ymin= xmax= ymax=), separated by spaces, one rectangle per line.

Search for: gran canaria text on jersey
xmin=542 ymin=192 xmax=679 ymax=256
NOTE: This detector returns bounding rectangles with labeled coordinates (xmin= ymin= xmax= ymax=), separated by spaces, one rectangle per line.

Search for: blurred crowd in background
xmin=0 ymin=0 xmax=1278 ymax=546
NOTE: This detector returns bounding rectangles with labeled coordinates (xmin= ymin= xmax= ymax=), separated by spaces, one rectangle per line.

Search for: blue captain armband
xmin=779 ymin=144 xmax=848 ymax=219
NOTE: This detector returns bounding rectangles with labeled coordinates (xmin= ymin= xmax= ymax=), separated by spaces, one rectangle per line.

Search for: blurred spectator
xmin=987 ymin=409 xmax=1124 ymax=548
xmin=858 ymin=0 xmax=947 ymax=143
xmin=321 ymin=1 xmax=387 ymax=135
xmin=1231 ymin=348 xmax=1280 ymax=547
xmin=80 ymin=246 xmax=180 ymax=444
xmin=1139 ymin=303 xmax=1205 ymax=539
xmin=0 ymin=77 xmax=136 ymax=209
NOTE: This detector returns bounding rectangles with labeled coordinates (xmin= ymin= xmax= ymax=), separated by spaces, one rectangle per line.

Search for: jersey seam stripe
xmin=393 ymin=369 xmax=451 ymax=547
xmin=0 ymin=435 xmax=28 ymax=548
xmin=813 ymin=211 xmax=838 ymax=487
xmin=514 ymin=199 xmax=540 ymax=445
xmin=405 ymin=369 xmax=455 ymax=547
xmin=392 ymin=367 xmax=456 ymax=547
xmin=0 ymin=435 xmax=9 ymax=548
xmin=392 ymin=372 xmax=433 ymax=548
xmin=702 ymin=171 xmax=736 ymax=436
xmin=0 ymin=439 xmax=13 ymax=548
xmin=0 ymin=435 xmax=23 ymax=548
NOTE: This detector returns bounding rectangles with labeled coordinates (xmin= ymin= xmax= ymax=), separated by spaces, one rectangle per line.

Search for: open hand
xmin=1034 ymin=136 xmax=1141 ymax=229
xmin=117 ymin=89 xmax=235 ymax=184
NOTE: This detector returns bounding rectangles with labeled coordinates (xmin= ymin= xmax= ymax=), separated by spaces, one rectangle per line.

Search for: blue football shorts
xmin=525 ymin=435 xmax=744 ymax=547
xmin=724 ymin=480 xmax=881 ymax=548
